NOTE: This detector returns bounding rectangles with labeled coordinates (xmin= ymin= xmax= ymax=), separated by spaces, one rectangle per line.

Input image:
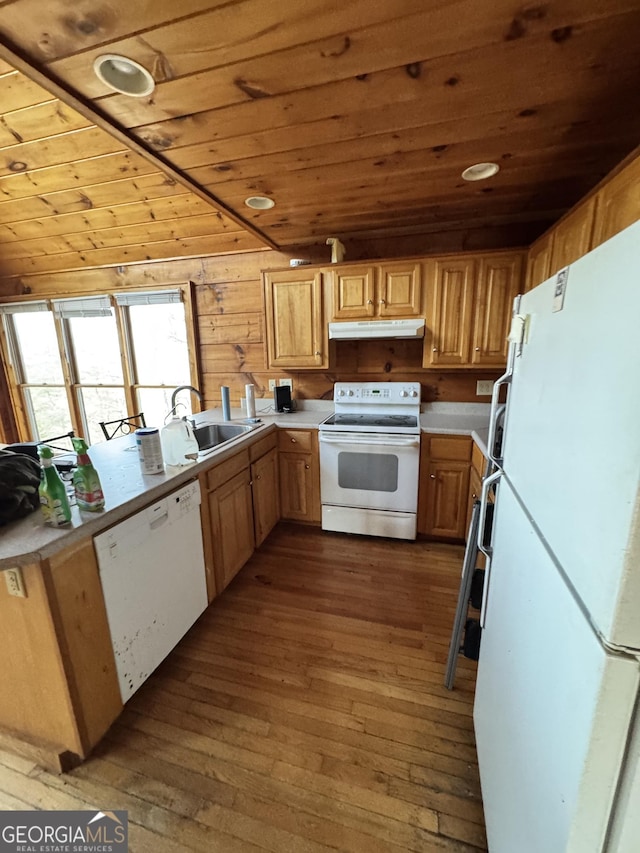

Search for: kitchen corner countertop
xmin=420 ymin=402 xmax=491 ymax=437
xmin=0 ymin=400 xmax=491 ymax=569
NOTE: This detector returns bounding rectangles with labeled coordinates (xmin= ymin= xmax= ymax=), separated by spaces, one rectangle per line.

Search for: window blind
xmin=53 ymin=296 xmax=112 ymax=318
xmin=115 ymin=290 xmax=182 ymax=306
xmin=0 ymin=301 xmax=49 ymax=314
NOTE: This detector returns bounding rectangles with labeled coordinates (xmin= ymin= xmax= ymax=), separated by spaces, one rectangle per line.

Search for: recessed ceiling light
xmin=244 ymin=196 xmax=275 ymax=210
xmin=93 ymin=54 xmax=155 ymax=97
xmin=461 ymin=162 xmax=500 ymax=182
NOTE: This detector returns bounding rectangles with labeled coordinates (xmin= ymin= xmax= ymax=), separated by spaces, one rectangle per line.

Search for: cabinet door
xmin=264 ymin=269 xmax=327 ymax=368
xmin=279 ymin=452 xmax=318 ymax=522
xmin=425 ymin=257 xmax=475 ymax=367
xmin=592 ymin=156 xmax=640 ymax=249
xmin=209 ymin=468 xmax=255 ymax=592
xmin=329 ymin=266 xmax=375 ymax=320
xmin=525 ymin=232 xmax=553 ymax=291
xmin=251 ymin=447 xmax=280 ymax=547
xmin=425 ymin=461 xmax=470 ymax=539
xmin=471 ymin=253 xmax=523 ymax=366
xmin=549 ymin=198 xmax=596 ymax=275
xmin=378 ymin=261 xmax=422 ymax=317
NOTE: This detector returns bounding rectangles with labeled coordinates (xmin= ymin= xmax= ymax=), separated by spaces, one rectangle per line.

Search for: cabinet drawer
xmin=472 ymin=441 xmax=486 ymax=475
xmin=278 ymin=429 xmax=315 ymax=452
xmin=249 ymin=430 xmax=277 ymax=462
xmin=428 ymin=436 xmax=472 ymax=462
xmin=205 ymin=448 xmax=250 ymax=491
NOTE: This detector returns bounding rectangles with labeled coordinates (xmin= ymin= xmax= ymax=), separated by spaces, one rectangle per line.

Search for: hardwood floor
xmin=0 ymin=523 xmax=486 ymax=852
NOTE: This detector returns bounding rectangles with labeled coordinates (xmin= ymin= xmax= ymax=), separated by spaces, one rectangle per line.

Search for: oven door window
xmin=338 ymin=451 xmax=398 ymax=492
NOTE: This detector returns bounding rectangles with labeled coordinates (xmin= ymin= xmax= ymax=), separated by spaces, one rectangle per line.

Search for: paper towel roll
xmin=245 ymin=383 xmax=256 ymax=419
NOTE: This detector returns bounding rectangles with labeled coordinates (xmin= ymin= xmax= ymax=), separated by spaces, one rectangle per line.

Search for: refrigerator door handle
xmin=477 ymin=469 xmax=503 ymax=629
xmin=487 ymin=370 xmax=511 ymax=467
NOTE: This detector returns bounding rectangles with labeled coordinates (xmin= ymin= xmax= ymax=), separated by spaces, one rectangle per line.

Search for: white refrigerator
xmin=473 ymin=220 xmax=640 ymax=852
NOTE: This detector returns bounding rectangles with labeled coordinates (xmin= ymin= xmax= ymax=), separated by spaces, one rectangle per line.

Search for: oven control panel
xmin=334 ymin=382 xmax=421 ymax=404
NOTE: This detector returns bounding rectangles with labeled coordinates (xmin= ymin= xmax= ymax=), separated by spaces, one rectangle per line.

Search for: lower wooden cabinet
xmin=418 ymin=434 xmax=472 ymax=540
xmin=208 ymin=467 xmax=255 ymax=594
xmin=278 ymin=428 xmax=321 ymax=523
xmin=201 ymin=432 xmax=281 ymax=596
xmin=251 ymin=445 xmax=280 ymax=547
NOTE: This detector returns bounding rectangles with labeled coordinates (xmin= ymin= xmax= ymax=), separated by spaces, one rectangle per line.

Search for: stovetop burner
xmin=323 ymin=413 xmax=418 ymax=428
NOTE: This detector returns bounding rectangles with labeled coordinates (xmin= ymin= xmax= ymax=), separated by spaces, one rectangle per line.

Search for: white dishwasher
xmin=94 ymin=479 xmax=207 ymax=702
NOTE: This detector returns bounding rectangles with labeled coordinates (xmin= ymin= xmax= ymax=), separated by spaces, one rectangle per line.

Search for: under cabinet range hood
xmin=328 ymin=319 xmax=425 ymax=340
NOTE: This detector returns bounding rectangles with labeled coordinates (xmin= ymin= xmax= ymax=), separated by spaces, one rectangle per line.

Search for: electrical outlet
xmin=268 ymin=379 xmax=277 ymax=392
xmin=5 ymin=567 xmax=26 ymax=598
xmin=476 ymin=380 xmax=494 ymax=396
xmin=279 ymin=378 xmax=293 ymax=393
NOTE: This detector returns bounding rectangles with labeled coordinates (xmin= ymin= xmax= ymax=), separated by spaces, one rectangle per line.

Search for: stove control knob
xmin=410 ymin=390 xmax=418 ymax=397
xmin=400 ymin=390 xmax=408 ymax=397
xmin=338 ymin=389 xmax=345 ymax=396
xmin=347 ymin=390 xmax=354 ymax=396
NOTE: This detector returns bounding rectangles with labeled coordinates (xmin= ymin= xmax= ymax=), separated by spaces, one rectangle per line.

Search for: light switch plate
xmin=268 ymin=379 xmax=277 ymax=391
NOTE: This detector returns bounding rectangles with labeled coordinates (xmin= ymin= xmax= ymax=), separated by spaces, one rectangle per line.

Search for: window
xmin=55 ymin=297 xmax=128 ymax=445
xmin=0 ymin=302 xmax=74 ymax=442
xmin=1 ymin=289 xmax=196 ymax=445
xmin=116 ymin=292 xmax=192 ymax=429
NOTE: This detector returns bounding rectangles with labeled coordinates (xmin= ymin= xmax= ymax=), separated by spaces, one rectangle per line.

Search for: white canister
xmin=135 ymin=428 xmax=164 ymax=475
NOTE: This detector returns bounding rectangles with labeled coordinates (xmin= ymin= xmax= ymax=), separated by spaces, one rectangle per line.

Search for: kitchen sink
xmin=193 ymin=422 xmax=255 ymax=452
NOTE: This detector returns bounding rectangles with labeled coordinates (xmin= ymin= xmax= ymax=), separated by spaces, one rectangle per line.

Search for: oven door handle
xmin=319 ymin=432 xmax=420 ymax=448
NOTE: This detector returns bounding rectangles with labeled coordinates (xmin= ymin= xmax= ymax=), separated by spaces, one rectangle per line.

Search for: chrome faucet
xmin=170 ymin=385 xmax=203 ymax=415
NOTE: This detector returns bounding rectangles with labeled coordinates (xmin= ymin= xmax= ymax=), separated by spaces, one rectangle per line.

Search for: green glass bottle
xmin=71 ymin=437 xmax=105 ymax=511
xmin=38 ymin=445 xmax=72 ymax=526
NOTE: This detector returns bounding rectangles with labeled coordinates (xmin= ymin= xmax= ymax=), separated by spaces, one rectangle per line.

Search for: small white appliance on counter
xmin=94 ymin=479 xmax=208 ymax=702
xmin=473 ymin=221 xmax=640 ymax=852
xmin=319 ymin=381 xmax=421 ymax=540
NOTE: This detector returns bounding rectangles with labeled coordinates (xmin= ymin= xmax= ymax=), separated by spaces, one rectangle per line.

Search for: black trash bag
xmin=0 ymin=449 xmax=41 ymax=525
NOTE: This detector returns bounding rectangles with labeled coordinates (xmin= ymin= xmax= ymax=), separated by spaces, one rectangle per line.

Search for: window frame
xmin=0 ymin=283 xmax=201 ymax=443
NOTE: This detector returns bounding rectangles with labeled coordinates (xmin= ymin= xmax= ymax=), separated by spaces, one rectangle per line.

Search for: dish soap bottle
xmin=71 ymin=437 xmax=105 ymax=511
xmin=161 ymin=416 xmax=199 ymax=466
xmin=38 ymin=445 xmax=72 ymax=527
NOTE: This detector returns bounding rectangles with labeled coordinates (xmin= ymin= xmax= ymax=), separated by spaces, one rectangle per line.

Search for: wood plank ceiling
xmin=0 ymin=0 xmax=639 ymax=280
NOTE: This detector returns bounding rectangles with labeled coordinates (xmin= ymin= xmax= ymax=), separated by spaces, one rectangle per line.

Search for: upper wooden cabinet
xmin=525 ymin=231 xmax=553 ymax=292
xmin=592 ymin=155 xmax=640 ymax=249
xmin=525 ymin=152 xmax=639 ymax=291
xmin=424 ymin=251 xmax=523 ymax=368
xmin=329 ymin=261 xmax=422 ymax=320
xmin=263 ymin=269 xmax=328 ymax=369
xmin=549 ymin=197 xmax=596 ymax=276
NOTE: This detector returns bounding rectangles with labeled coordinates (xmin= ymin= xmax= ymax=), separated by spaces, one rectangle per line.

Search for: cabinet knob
xmin=475 ymin=347 xmax=480 ymax=351
xmin=291 ymin=437 xmax=297 ymax=443
xmin=256 ymin=474 xmax=262 ymax=480
xmin=432 ymin=347 xmax=438 ymax=352
xmin=367 ymin=299 xmax=373 ymax=305
xmin=305 ymin=464 xmax=310 ymax=469
xmin=430 ymin=474 xmax=436 ymax=479
xmin=472 ymin=492 xmax=477 ymax=499
xmin=315 ymin=351 xmax=321 ymax=356
xmin=380 ymin=299 xmax=386 ymax=305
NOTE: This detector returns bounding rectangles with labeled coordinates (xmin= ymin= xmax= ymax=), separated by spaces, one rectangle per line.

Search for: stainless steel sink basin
xmin=193 ymin=422 xmax=254 ymax=452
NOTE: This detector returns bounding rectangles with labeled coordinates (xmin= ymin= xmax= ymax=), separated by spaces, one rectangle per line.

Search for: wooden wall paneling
xmin=43 ymin=540 xmax=123 ymax=754
xmin=0 ymin=561 xmax=83 ymax=756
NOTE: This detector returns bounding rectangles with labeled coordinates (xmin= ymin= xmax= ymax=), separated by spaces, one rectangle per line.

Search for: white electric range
xmin=319 ymin=382 xmax=421 ymax=540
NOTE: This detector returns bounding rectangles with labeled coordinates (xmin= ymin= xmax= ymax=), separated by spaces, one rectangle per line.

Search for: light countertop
xmin=0 ymin=400 xmax=490 ymax=569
